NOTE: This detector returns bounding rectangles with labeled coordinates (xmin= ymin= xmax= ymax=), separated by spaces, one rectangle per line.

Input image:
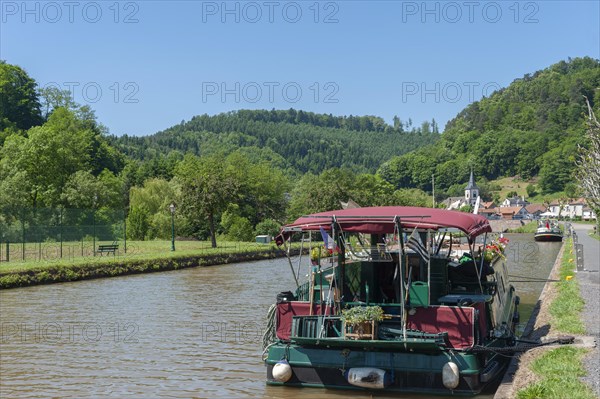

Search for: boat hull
xmin=534 ymin=233 xmax=562 ymax=242
xmin=265 ymin=343 xmax=506 ymax=396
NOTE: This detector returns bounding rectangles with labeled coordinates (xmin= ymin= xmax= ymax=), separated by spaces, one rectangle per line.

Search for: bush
xmin=255 ymin=219 xmax=280 ymax=238
xmin=127 ymin=207 xmax=150 ymax=240
xmin=227 ymin=217 xmax=254 ymax=242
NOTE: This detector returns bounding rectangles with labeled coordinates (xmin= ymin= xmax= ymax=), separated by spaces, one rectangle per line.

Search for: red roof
xmin=280 ymin=206 xmax=492 ymax=241
xmin=525 ymin=204 xmax=547 ymax=213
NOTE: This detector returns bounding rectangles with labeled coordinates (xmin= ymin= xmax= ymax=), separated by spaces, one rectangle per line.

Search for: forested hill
xmin=110 ymin=109 xmax=440 ymax=175
xmin=379 ymin=57 xmax=600 ymax=196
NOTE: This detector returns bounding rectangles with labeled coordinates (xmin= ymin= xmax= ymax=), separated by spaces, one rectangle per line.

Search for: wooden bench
xmin=97 ymin=242 xmax=119 ymax=256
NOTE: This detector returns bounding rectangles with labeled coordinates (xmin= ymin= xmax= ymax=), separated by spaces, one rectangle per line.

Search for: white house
xmin=582 ymin=206 xmax=597 ymax=221
xmin=548 ymin=198 xmax=596 ymax=220
xmin=501 ymin=196 xmax=530 ymax=208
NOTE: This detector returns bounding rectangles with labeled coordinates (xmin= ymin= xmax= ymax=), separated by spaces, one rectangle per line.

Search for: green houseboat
xmin=263 ymin=206 xmax=519 ymax=396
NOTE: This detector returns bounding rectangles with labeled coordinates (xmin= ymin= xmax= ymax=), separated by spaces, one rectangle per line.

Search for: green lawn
xmin=507 ymin=221 xmax=539 ymax=233
xmin=486 ymin=175 xmax=566 ymax=204
xmin=0 ymin=239 xmax=296 ymax=273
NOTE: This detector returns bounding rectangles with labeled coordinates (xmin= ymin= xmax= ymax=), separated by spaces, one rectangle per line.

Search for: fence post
xmin=93 ymin=209 xmax=96 ymax=257
xmin=576 ymin=243 xmax=584 ymax=272
xmin=21 ymin=218 xmax=25 ymax=261
xmin=124 ymin=210 xmax=127 ymax=254
xmin=6 ymin=241 xmax=8 ymax=262
xmin=60 ymin=208 xmax=63 ymax=259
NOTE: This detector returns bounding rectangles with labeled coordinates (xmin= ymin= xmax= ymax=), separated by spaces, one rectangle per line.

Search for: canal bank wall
xmin=493 ymin=238 xmax=566 ymax=398
xmin=0 ymin=248 xmax=304 ymax=289
xmin=489 ymin=219 xmax=529 ymax=232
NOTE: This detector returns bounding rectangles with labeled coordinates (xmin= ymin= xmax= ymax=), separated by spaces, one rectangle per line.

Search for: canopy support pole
xmin=285 ymin=238 xmax=300 ymax=289
xmin=394 ymin=216 xmax=408 ymax=344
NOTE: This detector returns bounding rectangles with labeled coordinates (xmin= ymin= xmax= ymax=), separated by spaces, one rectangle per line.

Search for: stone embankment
xmin=488 ymin=219 xmax=529 ymax=232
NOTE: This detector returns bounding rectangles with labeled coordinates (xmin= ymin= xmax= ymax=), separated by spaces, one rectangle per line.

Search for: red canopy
xmin=278 ymin=206 xmax=491 ymax=242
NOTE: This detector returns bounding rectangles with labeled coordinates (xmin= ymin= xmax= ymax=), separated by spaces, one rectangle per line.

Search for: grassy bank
xmin=507 ymin=221 xmax=538 ymax=233
xmin=516 ymin=238 xmax=594 ymax=399
xmin=0 ymin=240 xmax=283 ymax=272
xmin=0 ymin=241 xmax=307 ymax=289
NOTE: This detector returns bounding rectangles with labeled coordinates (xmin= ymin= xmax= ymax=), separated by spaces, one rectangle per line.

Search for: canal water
xmin=0 ymin=234 xmax=561 ymax=398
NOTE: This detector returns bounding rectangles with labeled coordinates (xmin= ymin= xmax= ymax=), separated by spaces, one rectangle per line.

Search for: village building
xmin=548 ymin=198 xmax=597 ymax=220
xmin=499 ymin=206 xmax=529 ymax=220
xmin=525 ymin=204 xmax=547 ymax=219
xmin=443 ymin=171 xmax=480 ymax=210
xmin=501 ymin=196 xmax=530 ymax=208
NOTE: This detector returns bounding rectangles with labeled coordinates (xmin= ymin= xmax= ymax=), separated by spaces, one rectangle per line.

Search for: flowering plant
xmin=483 ymin=237 xmax=509 ymax=262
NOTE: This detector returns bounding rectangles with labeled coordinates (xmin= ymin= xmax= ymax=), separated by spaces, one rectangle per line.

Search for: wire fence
xmin=0 ymin=207 xmax=125 ymax=262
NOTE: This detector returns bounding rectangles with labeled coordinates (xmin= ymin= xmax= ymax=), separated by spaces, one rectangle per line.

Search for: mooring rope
xmin=469 ymin=335 xmax=575 ymax=356
xmin=262 ymin=303 xmax=277 ymax=359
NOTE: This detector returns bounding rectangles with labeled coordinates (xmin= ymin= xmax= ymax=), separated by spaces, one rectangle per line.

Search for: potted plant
xmin=482 ymin=236 xmax=509 ymax=262
xmin=310 ymin=246 xmax=339 ymax=265
xmin=341 ymin=305 xmax=384 ymax=340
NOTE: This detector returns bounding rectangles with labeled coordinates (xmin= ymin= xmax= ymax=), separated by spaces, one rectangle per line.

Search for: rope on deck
xmin=262 ymin=303 xmax=277 ymax=360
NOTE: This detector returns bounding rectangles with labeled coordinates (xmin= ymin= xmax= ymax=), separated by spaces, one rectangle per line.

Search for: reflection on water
xmin=503 ymin=234 xmax=562 ymax=337
xmin=0 ymin=234 xmax=561 ymax=398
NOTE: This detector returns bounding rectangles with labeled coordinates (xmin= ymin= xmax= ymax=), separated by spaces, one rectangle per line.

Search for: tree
xmin=221 ymin=206 xmax=254 ymax=242
xmin=286 ymin=168 xmax=356 ymax=220
xmin=577 ymin=98 xmax=600 ymax=229
xmin=0 ymin=108 xmax=93 ymax=207
xmin=0 ymin=61 xmax=43 ymax=131
xmin=392 ymin=188 xmax=431 ymax=207
xmin=225 ymin=150 xmax=289 ymax=226
xmin=38 ymin=86 xmax=76 ymax=119
xmin=60 ymin=170 xmax=122 ymax=209
xmin=127 ymin=206 xmax=150 ymax=240
xmin=176 ymin=154 xmax=238 ymax=247
xmin=349 ymin=174 xmax=395 ymax=206
xmin=255 ymin=219 xmax=280 ymax=238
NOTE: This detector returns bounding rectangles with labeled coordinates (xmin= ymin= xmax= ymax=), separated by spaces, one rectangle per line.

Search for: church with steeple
xmin=441 ymin=170 xmax=480 ymax=210
xmin=464 ymin=170 xmax=479 ymax=207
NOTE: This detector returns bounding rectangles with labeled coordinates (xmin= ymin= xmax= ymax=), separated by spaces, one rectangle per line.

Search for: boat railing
xmin=345 ymin=243 xmax=393 ymax=262
xmin=287 ymin=306 xmax=478 ymax=349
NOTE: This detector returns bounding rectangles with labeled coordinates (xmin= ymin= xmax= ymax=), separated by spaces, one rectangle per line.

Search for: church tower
xmin=464 ymin=170 xmax=479 ymax=207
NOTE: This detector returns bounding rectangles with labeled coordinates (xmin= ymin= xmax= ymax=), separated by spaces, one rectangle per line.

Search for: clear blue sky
xmin=1 ymin=1 xmax=599 ymax=136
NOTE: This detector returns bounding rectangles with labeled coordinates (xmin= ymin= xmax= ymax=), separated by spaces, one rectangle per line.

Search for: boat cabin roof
xmin=278 ymin=206 xmax=491 ymax=242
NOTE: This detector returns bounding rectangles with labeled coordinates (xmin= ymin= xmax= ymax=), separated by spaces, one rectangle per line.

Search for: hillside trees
xmin=379 ymin=57 xmax=600 ymax=197
xmin=0 ymin=107 xmax=124 ymax=211
xmin=110 ymin=110 xmax=440 ymax=175
xmin=286 ymin=168 xmax=431 ymax=220
xmin=0 ymin=61 xmax=43 ymax=134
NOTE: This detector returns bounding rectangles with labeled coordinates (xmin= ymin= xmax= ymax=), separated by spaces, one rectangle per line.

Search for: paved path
xmin=572 ymin=223 xmax=600 ymax=397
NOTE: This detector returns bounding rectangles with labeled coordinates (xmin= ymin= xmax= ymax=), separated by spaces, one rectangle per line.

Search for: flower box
xmin=344 ymin=320 xmax=378 ymax=340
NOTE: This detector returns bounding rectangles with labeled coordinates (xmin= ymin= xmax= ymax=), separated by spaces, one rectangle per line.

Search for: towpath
xmin=573 ymin=223 xmax=600 ymax=397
